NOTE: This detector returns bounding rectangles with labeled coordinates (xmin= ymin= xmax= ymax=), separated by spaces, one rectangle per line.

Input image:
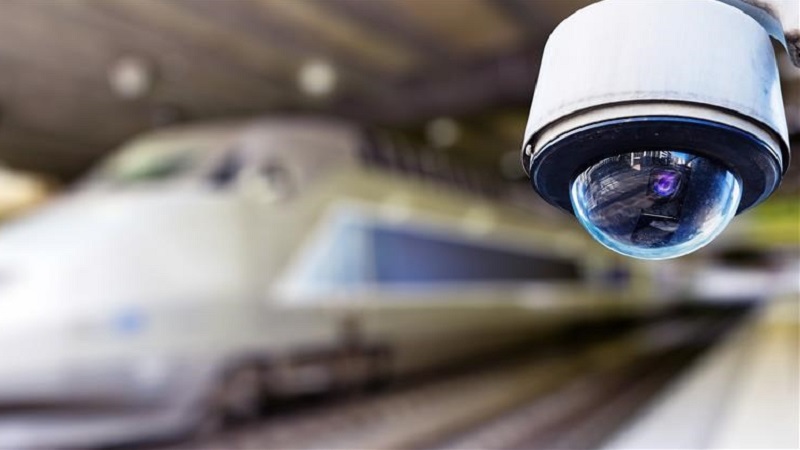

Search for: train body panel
xmin=0 ymin=118 xmax=655 ymax=443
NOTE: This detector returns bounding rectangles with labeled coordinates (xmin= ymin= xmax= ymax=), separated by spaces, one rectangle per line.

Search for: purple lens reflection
xmin=651 ymin=170 xmax=681 ymax=197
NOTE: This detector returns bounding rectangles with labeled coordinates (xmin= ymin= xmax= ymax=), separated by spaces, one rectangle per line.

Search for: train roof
xmin=119 ymin=116 xmax=364 ymax=151
xmin=84 ymin=116 xmax=526 ymax=212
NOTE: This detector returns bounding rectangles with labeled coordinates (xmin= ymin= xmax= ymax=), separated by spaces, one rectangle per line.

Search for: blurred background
xmin=0 ymin=0 xmax=796 ymax=449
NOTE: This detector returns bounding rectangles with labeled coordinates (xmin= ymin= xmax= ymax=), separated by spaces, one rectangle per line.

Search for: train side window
xmin=369 ymin=226 xmax=581 ymax=283
xmin=283 ymin=217 xmax=581 ymax=297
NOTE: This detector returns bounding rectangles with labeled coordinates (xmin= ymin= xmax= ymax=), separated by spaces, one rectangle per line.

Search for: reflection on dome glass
xmin=570 ymin=151 xmax=741 ymax=259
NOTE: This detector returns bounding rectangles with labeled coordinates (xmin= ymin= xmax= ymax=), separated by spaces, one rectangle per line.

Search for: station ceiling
xmin=0 ymin=0 xmax=797 ymax=193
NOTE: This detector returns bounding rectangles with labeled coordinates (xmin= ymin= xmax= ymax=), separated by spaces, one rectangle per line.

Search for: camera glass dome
xmin=570 ymin=151 xmax=741 ymax=259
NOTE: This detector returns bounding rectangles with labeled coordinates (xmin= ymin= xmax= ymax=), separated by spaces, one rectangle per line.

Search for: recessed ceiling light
xmin=297 ymin=59 xmax=337 ymax=98
xmin=108 ymin=56 xmax=155 ymax=100
xmin=425 ymin=117 xmax=460 ymax=149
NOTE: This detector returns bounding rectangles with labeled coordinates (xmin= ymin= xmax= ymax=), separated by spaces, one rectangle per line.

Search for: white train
xmin=0 ymin=118 xmax=654 ymax=446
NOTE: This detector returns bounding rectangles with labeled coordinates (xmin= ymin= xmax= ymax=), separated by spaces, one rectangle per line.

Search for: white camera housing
xmin=521 ymin=0 xmax=791 ymax=259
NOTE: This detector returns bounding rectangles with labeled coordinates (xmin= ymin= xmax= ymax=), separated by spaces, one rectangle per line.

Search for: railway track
xmin=157 ymin=306 xmax=748 ymax=450
xmin=434 ymin=313 xmax=738 ymax=450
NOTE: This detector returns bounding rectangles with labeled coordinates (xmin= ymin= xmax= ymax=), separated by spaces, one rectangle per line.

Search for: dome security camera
xmin=521 ymin=0 xmax=797 ymax=260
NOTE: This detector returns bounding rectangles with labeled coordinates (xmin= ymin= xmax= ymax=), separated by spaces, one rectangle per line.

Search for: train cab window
xmin=258 ymin=162 xmax=294 ymax=200
xmin=209 ymin=150 xmax=244 ymax=187
xmin=207 ymin=146 xmax=295 ymax=199
xmin=97 ymin=148 xmax=194 ymax=186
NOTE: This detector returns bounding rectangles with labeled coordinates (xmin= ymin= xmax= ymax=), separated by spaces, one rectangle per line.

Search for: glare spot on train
xmin=462 ymin=206 xmax=496 ymax=236
xmin=380 ymin=192 xmax=414 ymax=223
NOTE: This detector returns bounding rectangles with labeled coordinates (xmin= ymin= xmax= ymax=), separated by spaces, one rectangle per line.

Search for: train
xmin=0 ymin=117 xmax=656 ymax=447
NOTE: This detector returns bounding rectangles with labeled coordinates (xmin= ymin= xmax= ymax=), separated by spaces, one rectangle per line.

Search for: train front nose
xmin=0 ymin=196 xmax=172 ymax=409
xmin=0 ymin=284 xmax=173 ymax=408
xmin=0 ymin=286 xmax=75 ymax=405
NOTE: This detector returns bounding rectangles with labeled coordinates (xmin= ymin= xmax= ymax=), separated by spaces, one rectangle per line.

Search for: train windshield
xmin=87 ymin=131 xmax=228 ymax=188
xmin=98 ymin=148 xmax=193 ymax=185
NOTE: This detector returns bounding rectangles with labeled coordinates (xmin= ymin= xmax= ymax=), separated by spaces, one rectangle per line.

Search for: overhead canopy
xmin=0 ymin=0 xmax=796 ymax=194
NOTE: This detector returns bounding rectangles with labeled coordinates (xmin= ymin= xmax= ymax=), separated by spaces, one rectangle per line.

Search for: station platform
xmin=605 ymin=298 xmax=799 ymax=449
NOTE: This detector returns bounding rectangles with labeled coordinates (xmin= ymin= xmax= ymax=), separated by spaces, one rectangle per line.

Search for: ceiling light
xmin=298 ymin=59 xmax=337 ymax=98
xmin=425 ymin=117 xmax=460 ymax=149
xmin=109 ymin=56 xmax=155 ymax=100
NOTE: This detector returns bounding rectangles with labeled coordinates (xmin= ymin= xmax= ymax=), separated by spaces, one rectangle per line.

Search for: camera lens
xmin=649 ymin=169 xmax=682 ymax=198
xmin=570 ymin=151 xmax=741 ymax=260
